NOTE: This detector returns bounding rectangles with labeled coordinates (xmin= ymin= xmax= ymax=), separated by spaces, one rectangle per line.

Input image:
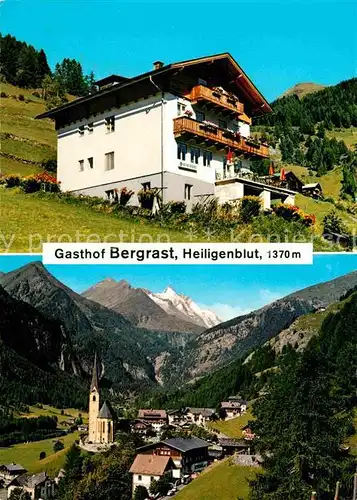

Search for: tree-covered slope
xmin=0 ymin=285 xmax=87 ymax=408
xmin=250 ymin=290 xmax=357 ymax=499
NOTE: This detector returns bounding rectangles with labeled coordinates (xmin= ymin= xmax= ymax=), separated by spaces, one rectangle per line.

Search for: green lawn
xmin=285 ymin=164 xmax=343 ymax=200
xmin=17 ymin=405 xmax=88 ymax=429
xmin=208 ymin=409 xmax=254 ymax=439
xmin=0 ymin=432 xmax=80 ymax=477
xmin=327 ymin=127 xmax=357 ymax=149
xmin=296 ymin=194 xmax=356 ymax=232
xmin=0 ymin=82 xmax=56 ymax=177
xmin=0 ymin=188 xmax=205 ymax=252
xmin=175 ymin=458 xmax=258 ymax=500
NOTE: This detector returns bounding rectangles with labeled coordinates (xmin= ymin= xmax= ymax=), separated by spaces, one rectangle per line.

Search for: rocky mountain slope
xmin=179 ymin=271 xmax=357 ymax=379
xmin=0 ymin=285 xmax=87 ymax=407
xmin=82 ymin=279 xmax=217 ymax=333
xmin=0 ymin=262 xmax=190 ymax=390
xmin=145 ymin=286 xmax=220 ymax=329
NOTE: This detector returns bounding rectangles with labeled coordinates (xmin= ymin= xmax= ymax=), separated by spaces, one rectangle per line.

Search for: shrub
xmin=21 ymin=172 xmax=60 ymax=193
xmin=53 ymin=440 xmax=65 ymax=453
xmin=170 ymin=200 xmax=186 ymax=214
xmin=137 ymin=188 xmax=158 ymax=210
xmin=18 ymin=94 xmax=25 ymax=101
xmin=273 ymin=204 xmax=301 ymax=222
xmin=0 ymin=91 xmax=8 ymax=98
xmin=39 ymin=451 xmax=46 ymax=460
xmin=239 ymin=196 xmax=261 ymax=223
xmin=41 ymin=158 xmax=57 ymax=173
xmin=119 ymin=186 xmax=134 ymax=206
xmin=134 ymin=486 xmax=149 ymax=500
xmin=5 ymin=174 xmax=21 ymax=188
xmin=323 ymin=210 xmax=349 ymax=235
xmin=191 ymin=197 xmax=219 ymax=222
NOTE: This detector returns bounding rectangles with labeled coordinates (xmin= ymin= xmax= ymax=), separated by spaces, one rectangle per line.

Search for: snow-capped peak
xmin=145 ymin=286 xmax=221 ymax=329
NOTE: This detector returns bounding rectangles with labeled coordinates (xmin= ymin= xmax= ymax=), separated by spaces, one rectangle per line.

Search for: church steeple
xmin=90 ymin=353 xmax=99 ymax=392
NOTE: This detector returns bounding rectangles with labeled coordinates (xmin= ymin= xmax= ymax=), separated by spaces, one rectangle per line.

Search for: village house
xmin=218 ymin=438 xmax=252 ymax=457
xmin=184 ymin=408 xmax=216 ymax=427
xmin=37 ymin=53 xmax=298 ymax=211
xmin=242 ymin=425 xmax=256 ymax=441
xmin=7 ymin=472 xmax=56 ymax=499
xmin=302 ymin=182 xmax=323 ymax=199
xmin=0 ymin=464 xmax=27 ymax=483
xmin=137 ymin=409 xmax=168 ymax=432
xmin=137 ymin=436 xmax=210 ymax=477
xmin=129 ymin=454 xmax=176 ymax=496
xmin=220 ymin=398 xmax=247 ymax=419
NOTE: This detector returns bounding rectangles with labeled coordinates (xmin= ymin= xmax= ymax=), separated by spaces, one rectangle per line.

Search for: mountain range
xmin=1 ymin=262 xmax=357 ymax=406
xmin=82 ymin=279 xmax=220 ymax=333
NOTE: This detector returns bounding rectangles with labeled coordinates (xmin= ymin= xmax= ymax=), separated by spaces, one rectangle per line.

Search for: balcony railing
xmin=173 ymin=117 xmax=269 ymax=158
xmin=187 ymin=85 xmax=245 ymax=115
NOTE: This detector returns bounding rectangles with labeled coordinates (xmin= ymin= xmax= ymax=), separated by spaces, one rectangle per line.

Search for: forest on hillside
xmin=252 ymin=79 xmax=357 ymax=198
xmin=0 ymin=33 xmax=97 ymax=107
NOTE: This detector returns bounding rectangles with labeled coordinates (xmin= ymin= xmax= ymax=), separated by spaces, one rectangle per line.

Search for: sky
xmin=0 ymin=254 xmax=356 ymax=320
xmin=1 ymin=0 xmax=356 ymax=101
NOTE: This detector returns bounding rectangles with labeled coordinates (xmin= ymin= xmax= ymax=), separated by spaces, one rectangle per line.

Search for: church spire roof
xmin=90 ymin=353 xmax=99 ymax=391
xmin=99 ymin=401 xmax=113 ymax=419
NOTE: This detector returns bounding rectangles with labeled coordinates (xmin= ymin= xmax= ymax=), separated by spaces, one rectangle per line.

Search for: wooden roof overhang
xmin=36 ymin=53 xmax=271 ymax=128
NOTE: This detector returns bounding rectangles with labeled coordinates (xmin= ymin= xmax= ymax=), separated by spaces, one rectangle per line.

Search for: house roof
xmin=138 ymin=409 xmax=167 ymax=419
xmin=36 ymin=53 xmax=271 ymax=121
xmin=12 ymin=472 xmax=48 ymax=488
xmin=219 ymin=438 xmax=249 ymax=447
xmin=186 ymin=408 xmax=215 ymax=418
xmin=221 ymin=400 xmax=247 ymax=408
xmin=1 ymin=463 xmax=27 ymax=473
xmin=129 ymin=454 xmax=176 ymax=476
xmin=302 ymin=183 xmax=322 ymax=189
xmin=162 ymin=437 xmax=210 ymax=452
xmin=98 ymin=401 xmax=113 ymax=419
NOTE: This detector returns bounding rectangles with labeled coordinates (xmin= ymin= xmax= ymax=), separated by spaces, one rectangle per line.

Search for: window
xmin=78 ymin=125 xmax=84 ymax=136
xmin=196 ymin=111 xmax=205 ymax=122
xmin=88 ymin=122 xmax=94 ymax=133
xmin=184 ymin=184 xmax=192 ymax=201
xmin=105 ymin=152 xmax=114 ymax=171
xmin=105 ymin=115 xmax=115 ymax=133
xmin=177 ymin=102 xmax=186 ymax=116
xmin=88 ymin=157 xmax=94 ymax=169
xmin=92 ymin=395 xmax=96 ymax=401
xmin=150 ymin=477 xmax=154 ymax=482
xmin=138 ymin=475 xmax=142 ymax=481
xmin=203 ymin=150 xmax=212 ymax=167
xmin=78 ymin=159 xmax=84 ymax=172
xmin=142 ymin=182 xmax=151 ymax=191
xmin=190 ymin=147 xmax=200 ymax=164
xmin=177 ymin=142 xmax=187 ymax=160
xmin=219 ymin=119 xmax=227 ymax=129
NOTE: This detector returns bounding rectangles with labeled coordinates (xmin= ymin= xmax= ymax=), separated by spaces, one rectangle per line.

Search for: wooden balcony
xmin=186 ymin=85 xmax=245 ymax=116
xmin=173 ymin=117 xmax=269 ymax=158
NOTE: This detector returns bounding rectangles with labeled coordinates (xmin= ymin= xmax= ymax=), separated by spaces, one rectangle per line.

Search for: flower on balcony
xmin=184 ymin=109 xmax=193 ymax=117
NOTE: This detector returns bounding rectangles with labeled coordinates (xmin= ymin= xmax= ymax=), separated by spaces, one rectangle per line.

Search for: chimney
xmin=153 ymin=61 xmax=164 ymax=70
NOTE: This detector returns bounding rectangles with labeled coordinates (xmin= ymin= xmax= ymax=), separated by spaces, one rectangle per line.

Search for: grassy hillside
xmin=17 ymin=405 xmax=88 ymax=428
xmin=0 ymin=188 xmax=200 ymax=252
xmin=208 ymin=409 xmax=254 ymax=438
xmin=0 ymin=82 xmax=56 ymax=176
xmin=175 ymin=458 xmax=258 ymax=500
xmin=0 ymin=431 xmax=80 ymax=477
xmin=280 ymin=82 xmax=326 ymax=99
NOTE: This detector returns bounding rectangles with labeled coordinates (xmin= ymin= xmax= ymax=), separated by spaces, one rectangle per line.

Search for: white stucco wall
xmin=57 ymin=94 xmax=163 ymax=192
xmin=56 ymin=91 xmax=252 ymax=202
xmin=132 ymin=473 xmax=160 ymax=495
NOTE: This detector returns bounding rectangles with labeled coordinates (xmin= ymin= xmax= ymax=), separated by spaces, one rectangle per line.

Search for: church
xmin=88 ymin=354 xmax=114 ymax=444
